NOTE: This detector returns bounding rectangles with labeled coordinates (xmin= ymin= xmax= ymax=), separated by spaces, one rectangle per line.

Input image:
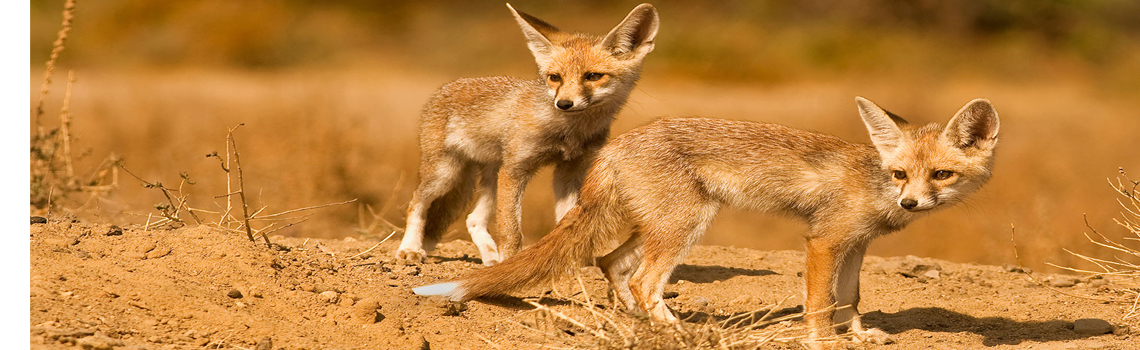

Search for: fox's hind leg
xmin=396 ymin=155 xmax=474 ymax=264
xmin=465 ymin=164 xmax=502 ymax=266
xmin=599 ymin=231 xmax=643 ymax=311
xmin=627 ymin=204 xmax=718 ymax=323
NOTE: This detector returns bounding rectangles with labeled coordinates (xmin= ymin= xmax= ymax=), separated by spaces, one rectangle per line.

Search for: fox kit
xmin=395 ymin=4 xmax=659 ymax=266
xmin=415 ymin=97 xmax=1000 ymax=344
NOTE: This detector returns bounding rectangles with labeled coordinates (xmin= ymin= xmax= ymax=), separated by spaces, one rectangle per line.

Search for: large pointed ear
xmin=601 ymin=3 xmax=659 ymax=59
xmin=507 ymin=4 xmax=560 ymax=60
xmin=943 ymin=99 xmax=1000 ymax=151
xmin=856 ymin=96 xmax=908 ymax=152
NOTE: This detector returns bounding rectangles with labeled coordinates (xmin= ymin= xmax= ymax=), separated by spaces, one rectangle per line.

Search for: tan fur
xmin=396 ymin=4 xmax=660 ymax=266
xmin=432 ymin=97 xmax=1000 ymax=345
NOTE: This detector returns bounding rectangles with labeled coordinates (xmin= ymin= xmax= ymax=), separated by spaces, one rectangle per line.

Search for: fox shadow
xmin=669 ymin=264 xmax=777 ymax=283
xmin=863 ymin=307 xmax=1098 ymax=346
xmin=426 ymin=255 xmax=484 ymax=265
xmin=676 ymin=306 xmax=804 ymax=326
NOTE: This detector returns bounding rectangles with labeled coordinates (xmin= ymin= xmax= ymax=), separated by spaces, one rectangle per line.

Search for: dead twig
xmin=225 ymin=124 xmax=261 ymax=245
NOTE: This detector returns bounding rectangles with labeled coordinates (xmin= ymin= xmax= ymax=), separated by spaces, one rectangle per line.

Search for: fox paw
xmin=853 ymin=328 xmax=893 ymax=345
xmin=395 ymin=248 xmax=426 ymax=265
xmin=480 ymin=255 xmax=501 ymax=266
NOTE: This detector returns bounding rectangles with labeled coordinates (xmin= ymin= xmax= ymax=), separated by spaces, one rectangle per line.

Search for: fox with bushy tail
xmin=413 ymin=149 xmax=626 ymax=300
xmin=417 ymin=97 xmax=1000 ymax=348
xmin=394 ymin=3 xmax=660 ymax=267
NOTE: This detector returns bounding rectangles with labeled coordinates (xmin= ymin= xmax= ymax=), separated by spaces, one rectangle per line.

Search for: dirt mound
xmin=30 ymin=218 xmax=1136 ymax=349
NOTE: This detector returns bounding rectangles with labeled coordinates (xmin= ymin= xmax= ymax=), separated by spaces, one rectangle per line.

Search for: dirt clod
xmin=31 ymin=216 xmax=48 ymax=224
xmin=425 ymin=296 xmax=468 ymax=316
xmin=105 ymin=225 xmax=123 ymax=236
xmin=145 ymin=246 xmax=171 ymax=259
xmin=1073 ymin=318 xmax=1114 ymax=335
xmin=353 ymin=298 xmax=383 ymax=323
xmin=663 ymin=291 xmax=680 ymax=299
xmin=1002 ymin=264 xmax=1032 ymax=274
xmin=319 ymin=290 xmax=339 ymax=304
xmin=413 ymin=335 xmax=430 ymax=350
xmin=1047 ymin=275 xmax=1080 ymax=288
xmin=922 ymin=269 xmax=941 ymax=280
xmin=255 ymin=336 xmax=273 ymax=350
xmin=76 ymin=335 xmax=123 ymax=350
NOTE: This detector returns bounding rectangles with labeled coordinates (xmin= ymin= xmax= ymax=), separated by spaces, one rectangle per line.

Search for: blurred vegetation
xmin=31 ymin=0 xmax=1140 ymax=88
xmin=27 ymin=0 xmax=1140 ymax=270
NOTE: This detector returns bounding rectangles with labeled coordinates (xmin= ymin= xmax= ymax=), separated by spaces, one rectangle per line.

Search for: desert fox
xmin=395 ymin=4 xmax=659 ymax=266
xmin=415 ymin=97 xmax=1000 ymax=344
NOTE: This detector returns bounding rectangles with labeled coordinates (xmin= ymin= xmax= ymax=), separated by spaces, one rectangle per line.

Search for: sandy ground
xmin=30 ymin=217 xmax=1137 ymax=349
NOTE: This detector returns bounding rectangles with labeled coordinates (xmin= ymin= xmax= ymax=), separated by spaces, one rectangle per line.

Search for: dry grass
xmin=29 ymin=0 xmax=358 ymax=246
xmin=1051 ymin=168 xmax=1140 ymax=323
xmin=112 ymin=123 xmax=358 ymax=247
xmin=30 ymin=0 xmax=120 ymax=215
xmin=486 ymin=275 xmax=830 ymax=350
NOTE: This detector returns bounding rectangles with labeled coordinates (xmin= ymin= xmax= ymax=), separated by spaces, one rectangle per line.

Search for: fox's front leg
xmin=495 ymin=161 xmax=537 ymax=259
xmin=803 ymin=236 xmax=843 ymax=347
xmin=552 ymin=154 xmax=592 ymax=222
xmin=834 ymin=240 xmax=892 ymax=344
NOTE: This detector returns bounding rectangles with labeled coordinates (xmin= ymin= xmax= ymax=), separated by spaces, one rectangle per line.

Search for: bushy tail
xmin=414 ymin=158 xmax=624 ymax=301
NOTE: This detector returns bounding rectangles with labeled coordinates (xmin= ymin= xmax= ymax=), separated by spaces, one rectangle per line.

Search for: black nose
xmin=900 ymin=198 xmax=918 ymax=209
xmin=556 ymin=100 xmax=574 ymax=110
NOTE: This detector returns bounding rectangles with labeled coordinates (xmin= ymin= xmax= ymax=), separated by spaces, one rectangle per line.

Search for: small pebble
xmin=354 ymin=298 xmax=383 ymax=323
xmin=922 ymin=270 xmax=941 ymax=280
xmin=146 ymin=246 xmax=171 ymax=259
xmin=319 ymin=291 xmax=340 ymax=304
xmin=1002 ymin=264 xmax=1032 ymax=274
xmin=413 ymin=335 xmax=430 ymax=350
xmin=255 ymin=337 xmax=273 ymax=350
xmin=1073 ymin=318 xmax=1114 ymax=335
xmin=76 ymin=336 xmax=123 ymax=350
xmin=31 ymin=216 xmax=48 ymax=224
xmin=105 ymin=225 xmax=123 ymax=236
xmin=442 ymin=300 xmax=467 ymax=316
xmin=1048 ymin=275 xmax=1079 ymax=288
xmin=227 ymin=289 xmax=243 ymax=299
xmin=135 ymin=242 xmax=157 ymax=255
xmin=426 ymin=296 xmax=467 ymax=316
xmin=298 ymin=283 xmax=316 ymax=292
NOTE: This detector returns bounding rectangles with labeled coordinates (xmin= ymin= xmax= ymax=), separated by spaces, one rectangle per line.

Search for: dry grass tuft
xmin=118 ymin=125 xmax=357 ymax=246
xmin=480 ymin=274 xmax=825 ymax=349
xmin=1013 ymin=167 xmax=1140 ymax=324
xmin=1050 ymin=168 xmax=1140 ymax=322
xmin=30 ymin=0 xmax=120 ymax=214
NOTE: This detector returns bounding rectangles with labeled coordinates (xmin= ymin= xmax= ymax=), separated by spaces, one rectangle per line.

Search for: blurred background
xmin=30 ymin=0 xmax=1140 ymax=272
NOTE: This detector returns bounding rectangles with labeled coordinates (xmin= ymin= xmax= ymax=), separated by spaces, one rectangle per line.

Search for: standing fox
xmin=395 ymin=4 xmax=660 ymax=265
xmin=415 ymin=97 xmax=1000 ymax=344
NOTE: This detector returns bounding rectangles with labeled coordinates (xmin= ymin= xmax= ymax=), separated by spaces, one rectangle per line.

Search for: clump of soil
xmin=30 ymin=218 xmax=1136 ymax=349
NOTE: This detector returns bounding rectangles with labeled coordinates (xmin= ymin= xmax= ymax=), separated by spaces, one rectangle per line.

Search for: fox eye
xmin=892 ymin=170 xmax=907 ymax=180
xmin=584 ymin=72 xmax=605 ymax=81
xmin=548 ymin=74 xmax=562 ymax=83
xmin=932 ymin=170 xmax=955 ymax=180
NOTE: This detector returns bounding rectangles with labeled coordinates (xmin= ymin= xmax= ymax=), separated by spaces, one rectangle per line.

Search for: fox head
xmin=507 ymin=3 xmax=658 ymax=112
xmin=856 ymin=97 xmax=1000 ymax=213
